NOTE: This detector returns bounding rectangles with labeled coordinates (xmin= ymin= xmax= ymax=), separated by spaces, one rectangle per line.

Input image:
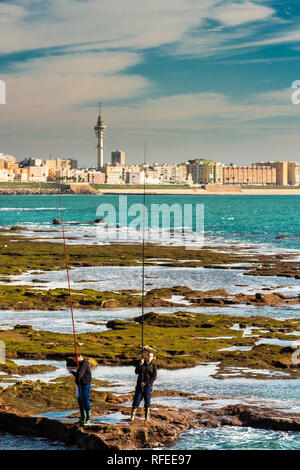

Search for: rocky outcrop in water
xmin=1 ymin=401 xmax=300 ymax=450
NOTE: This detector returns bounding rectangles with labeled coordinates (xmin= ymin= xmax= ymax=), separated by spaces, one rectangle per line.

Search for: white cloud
xmin=0 ymin=3 xmax=24 ymax=24
xmin=0 ymin=0 xmax=278 ymax=57
xmin=213 ymin=1 xmax=275 ymax=27
xmin=104 ymin=88 xmax=299 ymax=133
xmin=234 ymin=28 xmax=300 ymax=49
xmin=0 ymin=1 xmax=298 ymax=164
xmin=0 ymin=0 xmax=219 ymax=53
xmin=1 ymin=51 xmax=150 ymax=123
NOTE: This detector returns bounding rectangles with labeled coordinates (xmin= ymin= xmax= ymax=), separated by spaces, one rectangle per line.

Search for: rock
xmin=100 ymin=299 xmax=121 ymax=309
xmin=1 ymin=400 xmax=300 ymax=450
xmin=9 ymin=226 xmax=27 ymax=231
xmin=93 ymin=218 xmax=106 ymax=224
xmin=13 ymin=324 xmax=33 ymax=331
xmin=254 ymin=292 xmax=282 ymax=305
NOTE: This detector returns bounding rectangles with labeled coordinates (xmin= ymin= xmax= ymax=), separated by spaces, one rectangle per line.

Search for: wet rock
xmin=9 ymin=226 xmax=27 ymax=231
xmin=13 ymin=324 xmax=33 ymax=331
xmin=1 ymin=399 xmax=300 ymax=450
xmin=100 ymin=299 xmax=121 ymax=309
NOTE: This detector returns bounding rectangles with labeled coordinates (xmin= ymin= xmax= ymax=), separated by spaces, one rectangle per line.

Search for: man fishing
xmin=68 ymin=354 xmax=92 ymax=425
xmin=130 ymin=351 xmax=157 ymax=422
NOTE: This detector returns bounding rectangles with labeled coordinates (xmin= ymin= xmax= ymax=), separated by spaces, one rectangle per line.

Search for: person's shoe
xmin=130 ymin=407 xmax=137 ymax=422
xmin=77 ymin=409 xmax=85 ymax=425
xmin=84 ymin=410 xmax=91 ymax=425
xmin=145 ymin=407 xmax=150 ymax=422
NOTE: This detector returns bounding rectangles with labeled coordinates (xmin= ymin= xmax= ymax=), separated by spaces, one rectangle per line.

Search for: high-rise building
xmin=111 ymin=150 xmax=125 ymax=166
xmin=223 ymin=165 xmax=276 ymax=185
xmin=28 ymin=166 xmax=49 ymax=182
xmin=44 ymin=158 xmax=77 ymax=170
xmin=106 ymin=165 xmax=126 ymax=184
xmin=288 ymin=161 xmax=300 ymax=186
xmin=94 ymin=102 xmax=107 ymax=169
xmin=20 ymin=157 xmax=42 ymax=167
xmin=187 ymin=159 xmax=219 ymax=184
xmin=254 ymin=161 xmax=288 ymax=186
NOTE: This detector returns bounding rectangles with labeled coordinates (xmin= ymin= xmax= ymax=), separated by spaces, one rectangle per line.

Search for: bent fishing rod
xmin=58 ymin=195 xmax=80 ymax=371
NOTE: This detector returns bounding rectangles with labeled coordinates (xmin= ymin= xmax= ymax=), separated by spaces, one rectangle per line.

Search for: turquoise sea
xmin=1 ymin=194 xmax=300 ymax=250
xmin=1 ymin=194 xmax=300 ymax=450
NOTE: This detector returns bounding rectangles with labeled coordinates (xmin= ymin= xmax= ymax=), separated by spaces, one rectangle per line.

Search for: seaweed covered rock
xmin=0 ymin=360 xmax=56 ymax=376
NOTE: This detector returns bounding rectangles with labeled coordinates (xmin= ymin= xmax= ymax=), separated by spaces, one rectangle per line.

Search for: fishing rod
xmin=141 ymin=142 xmax=147 ymax=359
xmin=58 ymin=196 xmax=80 ymax=371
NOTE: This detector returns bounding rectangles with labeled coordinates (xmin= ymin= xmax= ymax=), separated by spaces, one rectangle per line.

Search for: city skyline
xmin=1 ymin=151 xmax=298 ymax=187
xmin=0 ymin=1 xmax=300 ymax=165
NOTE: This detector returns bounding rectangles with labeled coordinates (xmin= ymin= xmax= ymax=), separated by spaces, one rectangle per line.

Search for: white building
xmin=28 ymin=166 xmax=49 ymax=182
xmin=0 ymin=169 xmax=9 ymax=181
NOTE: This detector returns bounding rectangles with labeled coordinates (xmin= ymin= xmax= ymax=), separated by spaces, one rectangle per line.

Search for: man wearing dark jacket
xmin=130 ymin=351 xmax=157 ymax=422
xmin=70 ymin=354 xmax=92 ymax=425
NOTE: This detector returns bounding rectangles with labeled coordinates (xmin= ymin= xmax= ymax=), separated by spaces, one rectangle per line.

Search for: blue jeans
xmin=78 ymin=384 xmax=91 ymax=412
xmin=132 ymin=384 xmax=153 ymax=408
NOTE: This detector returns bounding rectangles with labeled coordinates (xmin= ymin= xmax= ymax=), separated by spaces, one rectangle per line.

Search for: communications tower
xmin=94 ymin=102 xmax=106 ymax=169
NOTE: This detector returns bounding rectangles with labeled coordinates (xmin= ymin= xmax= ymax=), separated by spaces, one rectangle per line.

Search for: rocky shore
xmin=0 ymin=183 xmax=99 ymax=195
xmin=2 ymin=226 xmax=300 ymax=449
xmin=1 ymin=378 xmax=300 ymax=449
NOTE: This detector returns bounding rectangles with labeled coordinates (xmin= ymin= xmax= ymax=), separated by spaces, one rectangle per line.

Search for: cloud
xmin=0 ymin=0 xmax=219 ymax=53
xmin=0 ymin=50 xmax=150 ymax=124
xmin=105 ymin=88 xmax=299 ymax=133
xmin=233 ymin=28 xmax=300 ymax=49
xmin=0 ymin=0 xmax=278 ymax=58
xmin=213 ymin=1 xmax=275 ymax=27
xmin=0 ymin=1 xmax=299 ymax=164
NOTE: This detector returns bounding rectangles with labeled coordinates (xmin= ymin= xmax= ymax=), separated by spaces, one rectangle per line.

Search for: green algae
xmin=0 ymin=360 xmax=56 ymax=376
xmin=0 ymin=230 xmax=256 ymax=276
xmin=0 ymin=285 xmax=142 ymax=310
xmin=1 ymin=312 xmax=300 ymax=376
xmin=0 ymin=284 xmax=295 ymax=311
xmin=0 ymin=376 xmax=126 ymax=414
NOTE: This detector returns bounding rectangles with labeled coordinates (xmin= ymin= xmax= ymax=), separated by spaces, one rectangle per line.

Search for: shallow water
xmin=0 ymin=431 xmax=77 ymax=450
xmin=5 ymin=265 xmax=300 ymax=298
xmin=1 ymin=302 xmax=300 ymax=336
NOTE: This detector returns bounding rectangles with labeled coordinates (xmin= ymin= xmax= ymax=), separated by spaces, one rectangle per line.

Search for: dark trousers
xmin=78 ymin=384 xmax=91 ymax=413
xmin=132 ymin=384 xmax=153 ymax=408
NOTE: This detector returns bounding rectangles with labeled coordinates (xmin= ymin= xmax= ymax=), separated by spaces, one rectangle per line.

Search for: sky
xmin=0 ymin=0 xmax=300 ymax=166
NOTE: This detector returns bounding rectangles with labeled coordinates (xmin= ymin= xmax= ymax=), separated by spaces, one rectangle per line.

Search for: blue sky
xmin=0 ymin=0 xmax=300 ymax=166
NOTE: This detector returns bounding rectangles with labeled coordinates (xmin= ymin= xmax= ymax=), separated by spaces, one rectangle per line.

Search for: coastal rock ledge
xmin=1 ymin=404 xmax=300 ymax=450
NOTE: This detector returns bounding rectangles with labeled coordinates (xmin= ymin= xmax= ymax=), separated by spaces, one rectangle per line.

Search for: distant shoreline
xmin=1 ymin=184 xmax=300 ymax=195
xmin=100 ymin=188 xmax=300 ymax=195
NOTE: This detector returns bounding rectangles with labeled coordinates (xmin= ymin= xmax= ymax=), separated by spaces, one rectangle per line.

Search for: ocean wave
xmin=0 ymin=207 xmax=64 ymax=211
